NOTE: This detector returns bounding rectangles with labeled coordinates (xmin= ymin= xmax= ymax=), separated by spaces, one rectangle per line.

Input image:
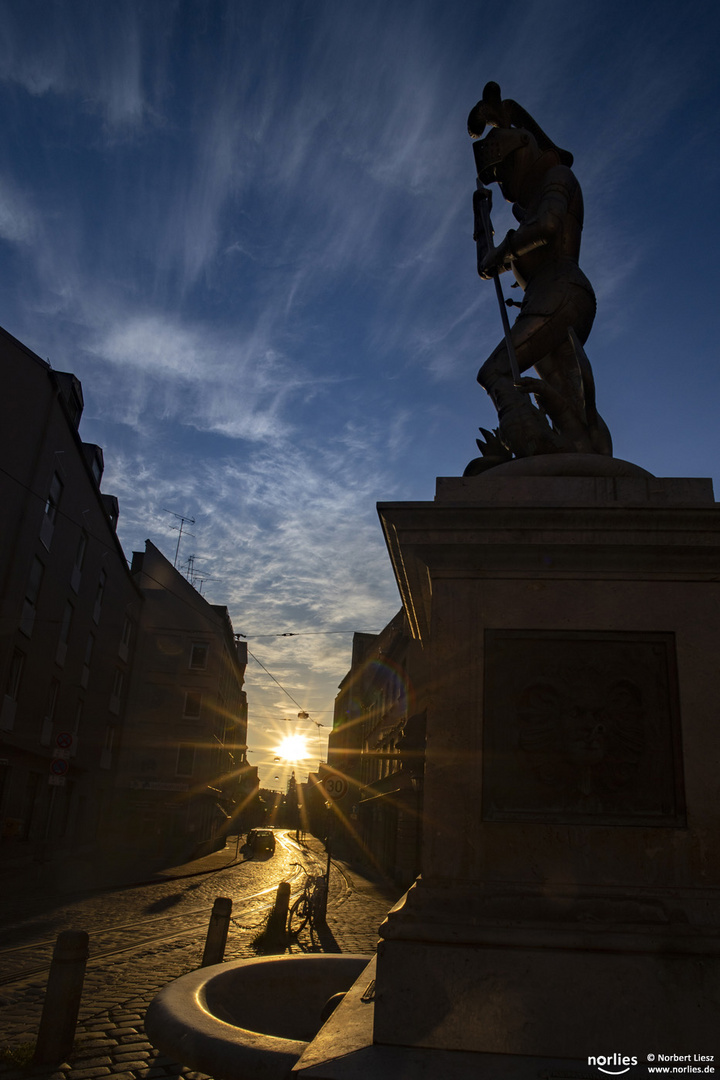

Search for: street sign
xmin=48 ymin=775 xmax=66 ymax=786
xmin=56 ymin=731 xmax=73 ymax=749
xmin=50 ymin=758 xmax=69 ymax=775
xmin=322 ymin=775 xmax=348 ymax=800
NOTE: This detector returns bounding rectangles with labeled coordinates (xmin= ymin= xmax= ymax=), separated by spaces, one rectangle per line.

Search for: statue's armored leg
xmin=475 ymin=283 xmax=611 ymax=460
xmin=477 ymin=317 xmax=570 ymax=458
xmin=534 ymin=331 xmax=612 ymax=456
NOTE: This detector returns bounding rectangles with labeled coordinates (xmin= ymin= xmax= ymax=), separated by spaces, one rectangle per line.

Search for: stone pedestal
xmin=372 ymin=462 xmax=720 ymax=1058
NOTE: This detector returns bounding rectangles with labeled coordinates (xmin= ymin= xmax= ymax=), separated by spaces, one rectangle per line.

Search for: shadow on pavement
xmin=143 ymin=891 xmax=186 ymax=914
xmin=291 ymin=923 xmax=342 ymax=955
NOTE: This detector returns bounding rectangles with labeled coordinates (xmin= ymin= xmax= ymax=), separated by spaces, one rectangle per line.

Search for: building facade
xmin=327 ymin=610 xmax=427 ymax=886
xmin=0 ymin=327 xmax=140 ymax=862
xmin=112 ymin=541 xmax=256 ymax=857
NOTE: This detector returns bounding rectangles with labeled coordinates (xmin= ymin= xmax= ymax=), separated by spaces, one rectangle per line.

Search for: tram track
xmin=0 ymin=837 xmax=344 ymax=989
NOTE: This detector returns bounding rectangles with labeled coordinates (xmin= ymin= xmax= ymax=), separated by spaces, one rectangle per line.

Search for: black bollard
xmin=33 ymin=930 xmax=89 ymax=1066
xmin=274 ymin=881 xmax=291 ymax=931
xmin=201 ymin=896 xmax=232 ymax=966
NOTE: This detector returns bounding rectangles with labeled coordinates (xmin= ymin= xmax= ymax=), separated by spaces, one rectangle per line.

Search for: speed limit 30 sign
xmin=322 ymin=775 xmax=348 ymax=800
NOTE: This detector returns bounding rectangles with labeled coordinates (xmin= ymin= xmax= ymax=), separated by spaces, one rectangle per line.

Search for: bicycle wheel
xmin=309 ymin=880 xmax=327 ymax=932
xmin=288 ymin=894 xmax=310 ymax=935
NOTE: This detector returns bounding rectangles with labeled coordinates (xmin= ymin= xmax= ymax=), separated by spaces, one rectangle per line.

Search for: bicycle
xmin=287 ymin=865 xmax=328 ymax=936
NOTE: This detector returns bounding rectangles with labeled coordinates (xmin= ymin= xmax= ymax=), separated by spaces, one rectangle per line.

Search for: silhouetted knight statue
xmin=465 ymin=82 xmax=613 ymax=475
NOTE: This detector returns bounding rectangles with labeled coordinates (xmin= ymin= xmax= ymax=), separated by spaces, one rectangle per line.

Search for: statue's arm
xmin=479 ymin=166 xmax=576 ymax=278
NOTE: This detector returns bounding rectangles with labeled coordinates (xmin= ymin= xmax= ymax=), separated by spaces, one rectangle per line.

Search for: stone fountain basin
xmin=145 ymin=953 xmax=372 ymax=1080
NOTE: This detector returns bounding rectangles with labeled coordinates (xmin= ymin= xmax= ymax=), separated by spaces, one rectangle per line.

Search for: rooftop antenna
xmin=163 ymin=508 xmax=196 ymax=568
xmin=183 ymin=553 xmax=215 ymax=594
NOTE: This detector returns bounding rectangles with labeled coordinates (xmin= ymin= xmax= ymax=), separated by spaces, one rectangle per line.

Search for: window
xmin=100 ymin=726 xmax=114 ymax=769
xmin=183 ymin=691 xmax=202 ymax=719
xmin=26 ymin=557 xmax=44 ymax=606
xmin=46 ymin=679 xmax=60 ymax=721
xmin=119 ymin=617 xmax=132 ymax=661
xmin=40 ymin=473 xmax=63 ymax=550
xmin=5 ymin=649 xmax=24 ymax=701
xmin=176 ymin=744 xmax=195 ymax=776
xmin=72 ymin=701 xmax=83 ymax=748
xmin=41 ymin=678 xmax=60 ymax=745
xmin=71 ymin=531 xmax=87 ymax=593
xmin=189 ymin=642 xmax=209 ymax=670
xmin=60 ymin=603 xmax=73 ymax=643
xmin=1 ymin=649 xmax=25 ymax=731
xmin=20 ymin=557 xmax=44 ymax=637
xmin=56 ymin=602 xmax=73 ymax=667
xmin=93 ymin=569 xmax=106 ymax=624
xmin=80 ymin=635 xmax=94 ymax=689
xmin=110 ymin=669 xmax=124 ymax=715
xmin=74 ymin=532 xmax=87 ymax=571
xmin=45 ymin=473 xmax=63 ymax=525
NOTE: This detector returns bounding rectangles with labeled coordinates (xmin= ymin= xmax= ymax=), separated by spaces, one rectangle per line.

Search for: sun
xmin=274 ymin=732 xmax=310 ymax=763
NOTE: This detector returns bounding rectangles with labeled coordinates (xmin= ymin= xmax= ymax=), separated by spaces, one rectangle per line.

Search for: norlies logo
xmin=588 ymin=1054 xmax=638 ymax=1075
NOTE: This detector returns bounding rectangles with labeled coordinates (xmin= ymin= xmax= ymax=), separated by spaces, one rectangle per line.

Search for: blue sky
xmin=2 ymin=0 xmax=719 ymax=787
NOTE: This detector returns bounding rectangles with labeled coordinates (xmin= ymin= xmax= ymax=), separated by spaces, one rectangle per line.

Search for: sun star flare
xmin=274 ymin=732 xmax=310 ymax=763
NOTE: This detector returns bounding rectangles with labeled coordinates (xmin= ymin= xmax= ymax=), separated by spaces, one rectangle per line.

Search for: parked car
xmin=246 ymin=827 xmax=276 ymax=854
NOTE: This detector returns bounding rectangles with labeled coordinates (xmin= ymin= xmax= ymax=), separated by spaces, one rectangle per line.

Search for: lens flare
xmin=274 ymin=732 xmax=310 ymax=763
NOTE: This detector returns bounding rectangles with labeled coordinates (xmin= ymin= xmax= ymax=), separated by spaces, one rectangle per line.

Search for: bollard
xmin=33 ymin=930 xmax=89 ymax=1066
xmin=274 ymin=881 xmax=290 ymax=930
xmin=201 ymin=896 xmax=232 ymax=966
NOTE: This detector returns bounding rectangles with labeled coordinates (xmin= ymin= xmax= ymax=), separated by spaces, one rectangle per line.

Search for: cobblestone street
xmin=0 ymin=831 xmax=399 ymax=1080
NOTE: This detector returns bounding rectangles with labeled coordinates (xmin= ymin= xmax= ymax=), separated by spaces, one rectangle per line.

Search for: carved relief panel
xmin=482 ymin=630 xmax=685 ymax=826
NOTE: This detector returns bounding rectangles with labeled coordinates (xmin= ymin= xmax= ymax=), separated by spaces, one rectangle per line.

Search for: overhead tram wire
xmin=240 ymin=629 xmax=382 ymax=638
xmin=246 ymin=648 xmax=310 ymax=718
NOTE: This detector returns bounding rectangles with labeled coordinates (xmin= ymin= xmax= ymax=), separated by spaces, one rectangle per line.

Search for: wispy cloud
xmin=0 ymin=0 xmax=154 ymax=132
xmin=0 ymin=174 xmax=39 ymax=244
xmin=82 ymin=307 xmax=315 ymax=441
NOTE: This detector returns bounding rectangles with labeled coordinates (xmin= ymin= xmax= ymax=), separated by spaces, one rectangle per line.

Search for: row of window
xmin=2 ymin=657 xmax=117 ymax=771
xmin=3 ymin=646 xmax=126 ymax=719
xmin=35 ymin=470 xmax=113 ymax=638
xmin=4 ymin=648 xmax=206 ymax=736
xmin=23 ymin=554 xmax=110 ymax=640
xmin=134 ymin=744 xmax=199 ymax=778
xmin=6 ymin=650 xmax=204 ymax=715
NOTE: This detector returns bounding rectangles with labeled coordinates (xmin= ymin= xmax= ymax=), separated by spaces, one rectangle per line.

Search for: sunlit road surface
xmin=0 ymin=829 xmax=330 ymax=1045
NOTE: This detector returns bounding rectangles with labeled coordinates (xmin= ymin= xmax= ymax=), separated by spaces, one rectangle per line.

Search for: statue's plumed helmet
xmin=468 ymin=81 xmax=573 ymax=177
xmin=473 ymin=127 xmax=534 ymax=186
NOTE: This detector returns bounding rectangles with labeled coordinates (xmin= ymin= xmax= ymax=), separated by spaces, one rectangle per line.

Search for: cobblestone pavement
xmin=0 ymin=832 xmax=400 ymax=1080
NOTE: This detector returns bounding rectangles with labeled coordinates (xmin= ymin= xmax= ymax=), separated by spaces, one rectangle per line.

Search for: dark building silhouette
xmin=326 ymin=610 xmax=427 ymax=885
xmin=0 ymin=327 xmax=257 ymax=869
xmin=0 ymin=327 xmax=139 ymax=861
xmin=113 ymin=540 xmax=256 ymax=857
